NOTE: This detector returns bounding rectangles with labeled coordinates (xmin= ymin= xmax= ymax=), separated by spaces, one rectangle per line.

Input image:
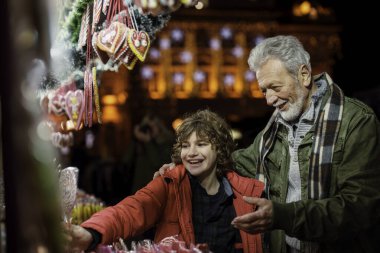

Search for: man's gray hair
xmin=248 ymin=35 xmax=311 ymax=77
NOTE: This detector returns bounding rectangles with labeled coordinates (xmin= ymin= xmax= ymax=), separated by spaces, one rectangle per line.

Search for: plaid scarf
xmin=258 ymin=78 xmax=343 ymax=200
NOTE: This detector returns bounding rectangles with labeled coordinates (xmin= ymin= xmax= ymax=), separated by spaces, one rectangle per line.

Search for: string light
xmin=220 ymin=27 xmax=233 ymax=40
xmin=224 ymin=74 xmax=235 ymax=87
xmin=245 ymin=70 xmax=256 ymax=82
xmin=254 ymin=35 xmax=265 ymax=46
xmin=209 ymin=38 xmax=221 ymax=50
xmin=159 ymin=38 xmax=171 ymax=50
xmin=173 ymin=72 xmax=185 ymax=85
xmin=171 ymin=28 xmax=184 ymax=42
xmin=141 ymin=66 xmax=154 ymax=80
xmin=193 ymin=70 xmax=206 ymax=83
xmin=149 ymin=48 xmax=161 ymax=59
xmin=180 ymin=51 xmax=193 ymax=63
xmin=232 ymin=46 xmax=244 ymax=58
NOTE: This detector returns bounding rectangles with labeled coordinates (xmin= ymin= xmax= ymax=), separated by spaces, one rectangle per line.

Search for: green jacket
xmin=232 ymin=73 xmax=380 ymax=253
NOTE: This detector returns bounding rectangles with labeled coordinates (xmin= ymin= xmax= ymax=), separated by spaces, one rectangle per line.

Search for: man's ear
xmin=299 ymin=65 xmax=311 ymax=88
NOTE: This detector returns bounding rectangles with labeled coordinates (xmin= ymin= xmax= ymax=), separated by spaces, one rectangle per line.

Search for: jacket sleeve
xmin=272 ymin=109 xmax=380 ymax=242
xmin=231 ymin=132 xmax=263 ymax=178
xmin=81 ymin=176 xmax=168 ymax=244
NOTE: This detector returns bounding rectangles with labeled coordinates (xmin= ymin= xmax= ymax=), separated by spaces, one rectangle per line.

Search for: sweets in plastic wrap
xmin=95 ymin=235 xmax=211 ymax=253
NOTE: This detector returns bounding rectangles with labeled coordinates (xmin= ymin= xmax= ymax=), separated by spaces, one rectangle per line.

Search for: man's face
xmin=256 ymin=58 xmax=309 ymax=122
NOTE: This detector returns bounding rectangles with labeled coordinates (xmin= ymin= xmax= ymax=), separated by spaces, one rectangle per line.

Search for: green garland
xmin=62 ymin=0 xmax=94 ymax=44
xmin=61 ymin=0 xmax=171 ymax=50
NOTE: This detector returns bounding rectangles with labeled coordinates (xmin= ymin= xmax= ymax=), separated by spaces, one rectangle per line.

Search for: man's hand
xmin=231 ymin=196 xmax=273 ymax=234
xmin=153 ymin=163 xmax=175 ymax=179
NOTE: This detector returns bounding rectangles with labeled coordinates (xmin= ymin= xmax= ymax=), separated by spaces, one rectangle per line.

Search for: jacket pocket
xmin=332 ymin=138 xmax=344 ymax=164
xmin=266 ymin=152 xmax=283 ymax=199
xmin=266 ymin=145 xmax=284 ymax=171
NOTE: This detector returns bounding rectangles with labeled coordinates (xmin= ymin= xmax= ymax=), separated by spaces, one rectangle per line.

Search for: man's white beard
xmin=279 ymin=84 xmax=308 ymax=122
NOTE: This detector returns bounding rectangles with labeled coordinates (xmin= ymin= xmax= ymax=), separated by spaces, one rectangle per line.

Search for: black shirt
xmin=189 ymin=173 xmax=243 ymax=253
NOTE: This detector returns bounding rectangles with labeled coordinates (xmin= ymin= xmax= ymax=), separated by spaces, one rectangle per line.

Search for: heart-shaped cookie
xmin=112 ymin=32 xmax=130 ymax=62
xmin=97 ymin=21 xmax=126 ymax=54
xmin=65 ymin=90 xmax=85 ymax=130
xmin=122 ymin=49 xmax=139 ymax=70
xmin=127 ymin=29 xmax=150 ymax=62
xmin=93 ymin=32 xmax=110 ymax=64
xmin=109 ymin=29 xmax=127 ymax=60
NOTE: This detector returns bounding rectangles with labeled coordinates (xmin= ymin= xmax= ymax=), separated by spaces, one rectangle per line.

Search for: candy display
xmin=94 ymin=235 xmax=211 ymax=253
xmin=71 ymin=189 xmax=106 ymax=225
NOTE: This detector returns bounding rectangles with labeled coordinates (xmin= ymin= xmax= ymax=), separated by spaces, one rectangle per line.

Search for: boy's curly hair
xmin=171 ymin=109 xmax=236 ymax=176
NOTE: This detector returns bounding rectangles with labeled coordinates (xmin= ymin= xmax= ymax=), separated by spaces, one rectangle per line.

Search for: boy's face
xmin=180 ymin=132 xmax=217 ymax=179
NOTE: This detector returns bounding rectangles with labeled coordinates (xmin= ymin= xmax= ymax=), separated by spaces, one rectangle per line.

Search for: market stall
xmin=40 ymin=0 xmax=208 ymax=252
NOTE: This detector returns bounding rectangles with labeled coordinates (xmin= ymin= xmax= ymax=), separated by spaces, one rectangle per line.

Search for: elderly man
xmin=231 ymin=35 xmax=380 ymax=253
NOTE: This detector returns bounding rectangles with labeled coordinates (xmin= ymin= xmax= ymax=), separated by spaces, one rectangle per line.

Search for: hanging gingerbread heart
xmin=102 ymin=0 xmax=110 ymax=15
xmin=111 ymin=28 xmax=127 ymax=58
xmin=112 ymin=31 xmax=129 ymax=62
xmin=48 ymin=93 xmax=66 ymax=116
xmin=127 ymin=29 xmax=150 ymax=62
xmin=122 ymin=49 xmax=138 ymax=70
xmin=97 ymin=21 xmax=126 ymax=54
xmin=125 ymin=56 xmax=138 ymax=70
xmin=92 ymin=0 xmax=103 ymax=33
xmin=65 ymin=90 xmax=85 ymax=130
xmin=93 ymin=32 xmax=110 ymax=64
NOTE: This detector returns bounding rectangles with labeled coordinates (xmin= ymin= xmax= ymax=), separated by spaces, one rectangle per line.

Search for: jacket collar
xmin=313 ymin=72 xmax=334 ymax=113
xmin=163 ymin=165 xmax=264 ymax=198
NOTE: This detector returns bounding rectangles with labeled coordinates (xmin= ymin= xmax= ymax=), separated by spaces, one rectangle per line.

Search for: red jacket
xmin=82 ymin=165 xmax=264 ymax=253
